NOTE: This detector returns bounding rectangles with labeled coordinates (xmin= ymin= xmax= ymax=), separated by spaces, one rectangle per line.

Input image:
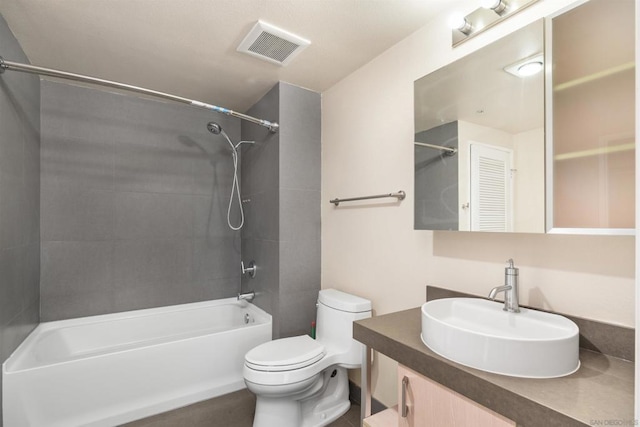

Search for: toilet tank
xmin=316 ymin=289 xmax=372 ymax=368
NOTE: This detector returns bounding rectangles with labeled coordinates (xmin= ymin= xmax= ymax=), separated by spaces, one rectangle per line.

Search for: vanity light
xmin=504 ymin=53 xmax=544 ymax=77
xmin=449 ymin=13 xmax=473 ymax=35
xmin=480 ymin=0 xmax=508 ymax=16
xmin=451 ymin=0 xmax=540 ymax=47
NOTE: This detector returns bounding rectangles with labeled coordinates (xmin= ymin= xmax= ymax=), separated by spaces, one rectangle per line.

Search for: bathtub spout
xmin=238 ymin=291 xmax=255 ymax=302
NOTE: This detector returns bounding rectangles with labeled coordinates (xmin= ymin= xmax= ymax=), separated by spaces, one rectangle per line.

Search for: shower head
xmin=204 ymin=122 xmax=254 ymax=231
xmin=207 ymin=122 xmax=255 ymax=149
xmin=207 ymin=122 xmax=222 ymax=135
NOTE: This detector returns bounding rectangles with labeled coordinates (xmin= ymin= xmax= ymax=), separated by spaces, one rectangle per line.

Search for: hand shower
xmin=207 ymin=122 xmax=254 ymax=230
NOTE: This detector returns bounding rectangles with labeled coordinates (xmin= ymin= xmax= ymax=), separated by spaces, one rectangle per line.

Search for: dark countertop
xmin=354 ymin=307 xmax=634 ymax=427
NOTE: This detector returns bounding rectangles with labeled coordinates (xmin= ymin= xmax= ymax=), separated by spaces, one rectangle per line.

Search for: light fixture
xmin=449 ymin=13 xmax=473 ymax=35
xmin=451 ymin=0 xmax=540 ymax=47
xmin=480 ymin=0 xmax=508 ymax=16
xmin=517 ymin=61 xmax=543 ymax=76
xmin=504 ymin=53 xmax=544 ymax=77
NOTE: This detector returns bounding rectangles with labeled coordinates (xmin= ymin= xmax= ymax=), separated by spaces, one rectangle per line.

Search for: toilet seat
xmin=245 ymin=335 xmax=325 ymax=372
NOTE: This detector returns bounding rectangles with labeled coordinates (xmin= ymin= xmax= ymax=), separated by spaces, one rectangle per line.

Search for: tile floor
xmin=124 ymin=388 xmax=361 ymax=427
xmin=327 ymin=403 xmax=361 ymax=427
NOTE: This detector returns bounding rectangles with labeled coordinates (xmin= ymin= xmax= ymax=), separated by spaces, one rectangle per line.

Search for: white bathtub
xmin=2 ymin=298 xmax=271 ymax=427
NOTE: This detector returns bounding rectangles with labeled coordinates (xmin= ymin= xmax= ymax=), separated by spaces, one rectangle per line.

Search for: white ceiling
xmin=0 ymin=0 xmax=455 ymax=113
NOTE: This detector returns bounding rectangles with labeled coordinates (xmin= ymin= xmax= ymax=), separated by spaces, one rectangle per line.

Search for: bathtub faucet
xmin=241 ymin=260 xmax=257 ymax=278
xmin=238 ymin=291 xmax=255 ymax=302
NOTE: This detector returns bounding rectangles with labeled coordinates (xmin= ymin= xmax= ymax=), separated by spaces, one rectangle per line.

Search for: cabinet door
xmin=549 ymin=0 xmax=635 ymax=232
xmin=397 ymin=365 xmax=514 ymax=427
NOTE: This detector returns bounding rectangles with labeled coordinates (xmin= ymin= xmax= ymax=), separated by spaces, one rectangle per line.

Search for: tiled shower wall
xmin=40 ymin=80 xmax=242 ymax=320
xmin=414 ymin=121 xmax=459 ymax=230
xmin=240 ymin=84 xmax=281 ymax=331
xmin=0 ymin=15 xmax=40 ymax=424
xmin=241 ymin=82 xmax=321 ymax=339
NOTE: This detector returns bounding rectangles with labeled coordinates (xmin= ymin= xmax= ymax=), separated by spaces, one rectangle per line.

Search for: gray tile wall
xmin=278 ymin=83 xmax=321 ymax=338
xmin=0 ymin=15 xmax=41 ymax=425
xmin=40 ymin=80 xmax=242 ymax=320
xmin=241 ymin=84 xmax=281 ymax=336
xmin=241 ymin=82 xmax=321 ymax=339
xmin=414 ymin=121 xmax=459 ymax=230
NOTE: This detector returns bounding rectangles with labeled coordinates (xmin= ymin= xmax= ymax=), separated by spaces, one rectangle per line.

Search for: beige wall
xmin=321 ymin=0 xmax=635 ymax=406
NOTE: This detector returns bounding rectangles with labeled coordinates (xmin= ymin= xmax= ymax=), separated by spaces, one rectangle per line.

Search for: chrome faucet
xmin=488 ymin=259 xmax=520 ymax=313
xmin=238 ymin=291 xmax=255 ymax=302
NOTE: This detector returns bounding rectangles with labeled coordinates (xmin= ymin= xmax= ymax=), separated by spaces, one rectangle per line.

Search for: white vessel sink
xmin=420 ymin=298 xmax=580 ymax=378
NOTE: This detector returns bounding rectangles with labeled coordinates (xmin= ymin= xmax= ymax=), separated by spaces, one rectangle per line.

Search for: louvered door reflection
xmin=470 ymin=144 xmax=513 ymax=232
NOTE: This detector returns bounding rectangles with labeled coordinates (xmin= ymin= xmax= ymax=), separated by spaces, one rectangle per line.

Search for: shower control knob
xmin=241 ymin=260 xmax=257 ymax=278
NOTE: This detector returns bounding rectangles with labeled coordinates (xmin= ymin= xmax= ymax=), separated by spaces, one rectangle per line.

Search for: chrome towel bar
xmin=330 ymin=190 xmax=406 ymax=206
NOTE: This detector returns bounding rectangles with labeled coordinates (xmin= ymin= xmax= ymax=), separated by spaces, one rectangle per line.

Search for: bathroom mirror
xmin=414 ymin=20 xmax=544 ymax=232
xmin=546 ymin=0 xmax=635 ymax=235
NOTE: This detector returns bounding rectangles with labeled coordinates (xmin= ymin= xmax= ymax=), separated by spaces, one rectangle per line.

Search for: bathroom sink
xmin=420 ymin=298 xmax=580 ymax=378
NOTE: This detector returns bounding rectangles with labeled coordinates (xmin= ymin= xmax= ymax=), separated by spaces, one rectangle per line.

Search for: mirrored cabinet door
xmin=548 ymin=0 xmax=635 ymax=234
xmin=414 ymin=21 xmax=545 ymax=233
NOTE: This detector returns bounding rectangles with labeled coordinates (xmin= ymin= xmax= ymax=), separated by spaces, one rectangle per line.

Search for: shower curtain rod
xmin=0 ymin=56 xmax=279 ymax=133
xmin=414 ymin=141 xmax=457 ymax=154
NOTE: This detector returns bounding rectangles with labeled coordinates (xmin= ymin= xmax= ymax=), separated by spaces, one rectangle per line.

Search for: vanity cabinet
xmin=363 ymin=365 xmax=514 ymax=427
xmin=355 ymin=292 xmax=634 ymax=426
xmin=397 ymin=365 xmax=514 ymax=427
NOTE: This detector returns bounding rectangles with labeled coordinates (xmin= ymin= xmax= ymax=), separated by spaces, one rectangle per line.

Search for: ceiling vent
xmin=237 ymin=21 xmax=310 ymax=66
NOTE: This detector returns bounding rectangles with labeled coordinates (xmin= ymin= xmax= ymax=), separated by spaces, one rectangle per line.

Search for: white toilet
xmin=243 ymin=289 xmax=372 ymax=427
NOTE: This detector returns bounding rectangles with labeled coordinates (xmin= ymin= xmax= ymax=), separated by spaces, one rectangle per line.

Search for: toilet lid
xmin=245 ymin=335 xmax=325 ymax=372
